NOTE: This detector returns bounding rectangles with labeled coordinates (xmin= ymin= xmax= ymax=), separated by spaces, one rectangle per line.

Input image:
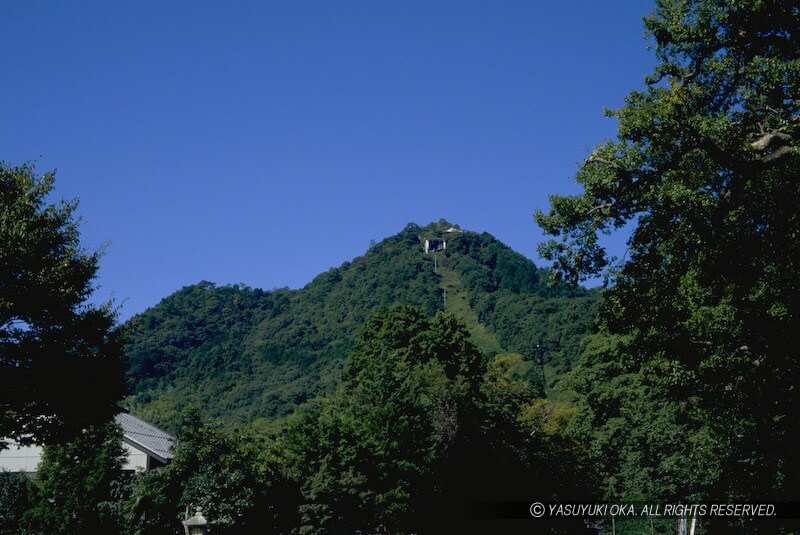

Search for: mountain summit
xmin=123 ymin=221 xmax=598 ymax=430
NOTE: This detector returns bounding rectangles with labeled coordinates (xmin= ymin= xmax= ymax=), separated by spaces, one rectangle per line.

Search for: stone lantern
xmin=182 ymin=507 xmax=208 ymax=535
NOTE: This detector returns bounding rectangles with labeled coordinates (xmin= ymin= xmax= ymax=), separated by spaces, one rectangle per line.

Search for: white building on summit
xmin=423 ymin=238 xmax=446 ymax=253
xmin=0 ymin=412 xmax=175 ymax=474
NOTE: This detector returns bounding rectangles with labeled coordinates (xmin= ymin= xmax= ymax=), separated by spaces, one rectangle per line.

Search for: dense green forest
xmin=124 ymin=220 xmax=598 ymax=432
xmin=2 ymin=303 xmax=597 ymax=534
xmin=2 ymin=192 xmax=601 ymax=532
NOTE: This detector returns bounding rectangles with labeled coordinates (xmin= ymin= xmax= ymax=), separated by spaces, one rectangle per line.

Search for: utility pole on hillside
xmin=532 ymin=342 xmax=549 ymax=394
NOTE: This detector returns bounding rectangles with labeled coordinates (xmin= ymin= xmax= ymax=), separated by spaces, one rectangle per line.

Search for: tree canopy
xmin=127 ymin=409 xmax=292 ymax=535
xmin=536 ymin=0 xmax=800 ymax=512
xmin=123 ymin=222 xmax=596 ymax=431
xmin=282 ymin=306 xmax=594 ymax=533
xmin=0 ymin=162 xmax=124 ymax=447
xmin=23 ymin=422 xmax=127 ymax=533
xmin=281 ymin=306 xmax=484 ymax=533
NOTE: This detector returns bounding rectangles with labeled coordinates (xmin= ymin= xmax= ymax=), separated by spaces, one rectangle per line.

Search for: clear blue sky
xmin=1 ymin=1 xmax=655 ymax=321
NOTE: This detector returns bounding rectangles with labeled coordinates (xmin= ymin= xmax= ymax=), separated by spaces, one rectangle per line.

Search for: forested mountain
xmin=123 ymin=221 xmax=598 ymax=431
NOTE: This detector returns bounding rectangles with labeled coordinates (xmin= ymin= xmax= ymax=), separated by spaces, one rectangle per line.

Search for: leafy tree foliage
xmin=478 ymin=292 xmax=599 ymax=383
xmin=124 ymin=283 xmax=285 ymax=430
xmin=23 ymin=422 xmax=127 ymax=533
xmin=124 ymin=224 xmax=444 ymax=429
xmin=536 ymin=0 xmax=800 ymax=514
xmin=0 ymin=163 xmax=124 ymax=446
xmin=282 ymin=306 xmax=594 ymax=534
xmin=0 ymin=472 xmax=37 ymax=534
xmin=282 ymin=306 xmax=478 ymax=533
xmin=125 ymin=222 xmax=597 ymax=431
xmin=128 ymin=409 xmax=294 ymax=535
xmin=445 ymin=230 xmax=599 ymax=381
xmin=117 ymin=223 xmax=599 ymax=532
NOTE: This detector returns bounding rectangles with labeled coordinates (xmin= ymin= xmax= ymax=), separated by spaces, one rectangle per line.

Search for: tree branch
xmin=761 ymin=145 xmax=797 ymax=163
xmin=588 ymin=201 xmax=615 ymax=214
xmin=750 ymin=131 xmax=792 ymax=151
xmin=584 ymin=155 xmax=625 ymax=170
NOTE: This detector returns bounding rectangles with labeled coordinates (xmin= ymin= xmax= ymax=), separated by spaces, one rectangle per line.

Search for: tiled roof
xmin=115 ymin=412 xmax=175 ymax=462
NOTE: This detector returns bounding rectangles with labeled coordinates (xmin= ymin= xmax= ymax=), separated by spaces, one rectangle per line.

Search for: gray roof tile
xmin=115 ymin=412 xmax=175 ymax=462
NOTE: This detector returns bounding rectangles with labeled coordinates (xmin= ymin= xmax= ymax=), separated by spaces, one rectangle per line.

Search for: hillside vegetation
xmin=123 ymin=221 xmax=598 ymax=430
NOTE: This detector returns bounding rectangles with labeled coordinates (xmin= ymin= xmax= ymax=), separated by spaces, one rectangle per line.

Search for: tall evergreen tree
xmin=536 ymin=0 xmax=800 ymax=514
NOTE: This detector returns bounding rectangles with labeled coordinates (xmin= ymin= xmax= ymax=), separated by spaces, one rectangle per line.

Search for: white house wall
xmin=0 ymin=440 xmax=153 ymax=473
xmin=0 ymin=443 xmax=43 ymax=473
xmin=122 ymin=441 xmax=149 ymax=471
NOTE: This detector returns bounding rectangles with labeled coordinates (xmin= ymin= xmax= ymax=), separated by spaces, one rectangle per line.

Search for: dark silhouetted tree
xmin=536 ymin=0 xmax=800 ymax=524
xmin=0 ymin=162 xmax=125 ymax=447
